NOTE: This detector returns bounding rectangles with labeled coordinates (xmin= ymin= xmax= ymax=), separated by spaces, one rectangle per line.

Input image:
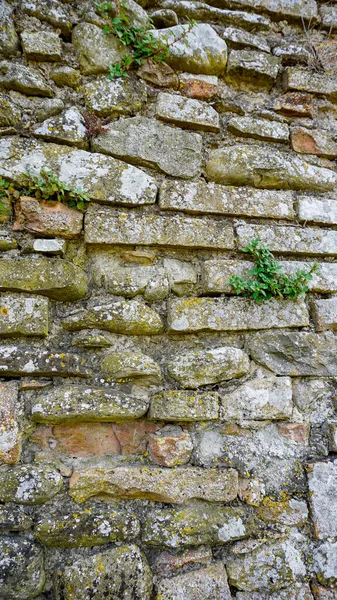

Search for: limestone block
xmin=30 ymin=238 xmax=66 ymax=255
xmin=21 ymin=0 xmax=72 ymax=36
xmin=0 ymin=464 xmax=62 ymax=504
xmin=328 ymin=422 xmax=337 ymax=452
xmin=222 ymin=27 xmax=270 ymax=52
xmin=272 ymin=92 xmax=313 ymax=117
xmin=0 ymin=93 xmax=21 ymax=126
xmin=50 ymin=66 xmax=81 ymax=88
xmin=313 ymin=297 xmax=337 ymax=331
xmin=298 ymin=196 xmax=337 ymax=225
xmin=156 ymin=92 xmax=220 ymax=132
xmin=149 ymin=391 xmax=220 ymax=421
xmin=85 ymin=77 xmax=147 ymax=117
xmin=0 ymin=61 xmax=53 ymax=97
xmin=284 ymin=67 xmax=337 ymax=102
xmin=0 ymin=536 xmax=45 ymax=600
xmin=33 ymin=107 xmax=88 ymax=149
xmin=0 ymin=381 xmax=21 ymax=464
xmin=307 ymin=459 xmax=337 ymax=540
xmin=320 ymin=5 xmax=337 ymax=30
xmin=228 ymin=115 xmax=289 ymax=141
xmin=314 ymin=542 xmax=337 ymax=587
xmin=0 ymin=292 xmax=48 ymax=337
xmin=207 ymin=0 xmax=318 ymax=21
xmin=0 ymin=1 xmax=19 ymax=58
xmin=257 ymin=497 xmax=309 ymax=526
xmin=236 ymin=223 xmax=337 ymax=255
xmin=0 ymin=346 xmax=90 ymax=377
xmin=163 ymin=258 xmax=197 ymax=296
xmin=0 ymin=504 xmax=33 ymax=531
xmin=226 ymin=50 xmax=280 ymax=89
xmin=72 ymin=22 xmax=127 ymax=75
xmin=100 ymin=352 xmax=162 ymax=385
xmin=155 ymin=564 xmax=232 ymax=600
xmin=21 ymin=30 xmax=62 ymax=62
xmin=236 ymin=583 xmax=314 ymax=599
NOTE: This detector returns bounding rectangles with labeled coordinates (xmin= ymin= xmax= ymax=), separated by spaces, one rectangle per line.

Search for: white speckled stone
xmin=156 ymin=92 xmax=220 ymax=132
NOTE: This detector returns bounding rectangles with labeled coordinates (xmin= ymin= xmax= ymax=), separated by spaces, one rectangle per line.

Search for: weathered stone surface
xmin=293 ymin=378 xmax=337 ymax=424
xmin=149 ymin=390 xmax=220 ymax=421
xmin=238 ymin=477 xmax=265 ymax=506
xmin=151 ymin=23 xmax=227 ymax=75
xmin=273 ymin=41 xmax=312 ymax=65
xmin=149 ymin=426 xmax=193 ymax=467
xmin=0 ymin=504 xmax=33 ymax=531
xmin=69 ymin=465 xmax=238 ymax=503
xmin=0 ymin=2 xmax=19 ymax=58
xmin=92 ymin=116 xmax=202 ymax=179
xmin=0 ymin=61 xmax=53 ymax=97
xmin=0 ymin=258 xmax=88 ymax=301
xmin=21 ymin=30 xmax=62 ymax=62
xmin=0 ymin=536 xmax=45 ymax=600
xmin=167 ymin=347 xmax=249 ymax=388
xmin=205 ymin=144 xmax=337 ymax=191
xmin=291 ymin=127 xmax=337 ymax=158
xmin=313 ymin=298 xmax=337 ymax=331
xmin=314 ymin=542 xmax=337 ymax=587
xmin=0 ymin=293 xmax=48 ymax=337
xmin=298 ymin=196 xmax=337 ymax=226
xmin=0 ymin=138 xmax=157 ymax=208
xmin=307 ymin=459 xmax=337 ymax=541
xmin=35 ymin=507 xmax=140 ymax=547
xmin=0 ymin=346 xmax=89 ymax=378
xmin=226 ymin=539 xmax=306 ymax=591
xmin=101 ymin=352 xmax=162 ymax=385
xmin=284 ymin=67 xmax=337 ymax=102
xmin=249 ymin=331 xmax=337 ymax=376
xmin=277 ymin=422 xmax=310 ymax=446
xmin=63 ymin=299 xmax=163 ymax=335
xmin=329 ymin=422 xmax=337 ymax=453
xmin=228 ymin=116 xmax=289 ymax=141
xmin=155 ymin=564 xmax=232 ymax=600
xmin=212 ymin=0 xmax=318 ymax=21
xmin=142 ymin=505 xmax=256 ymax=547
xmin=31 ymin=384 xmax=150 ymax=423
xmin=156 ymin=92 xmax=220 ymax=132
xmin=39 ymin=422 xmax=121 ymax=457
xmin=13 ymin=197 xmax=83 ymax=239
xmin=55 ymin=545 xmax=153 ymax=600
xmin=71 ymin=330 xmax=112 ymax=348
xmin=0 ymin=464 xmax=62 ymax=504
xmin=226 ymin=50 xmax=279 ymax=89
xmin=85 ymin=204 xmax=234 ymax=249
xmin=168 ymin=297 xmax=309 ymax=333
xmin=163 ymin=258 xmax=197 ymax=296
xmin=112 ymin=421 xmax=159 ymax=455
xmin=30 ymin=238 xmax=66 ymax=255
xmin=272 ymin=92 xmax=313 ymax=117
xmin=257 ymin=497 xmax=308 ymax=526
xmin=0 ymin=93 xmax=21 ymax=127
xmin=0 ymin=382 xmax=20 ymax=464
xmin=179 ymin=73 xmax=219 ymax=99
xmin=33 ymin=107 xmax=88 ymax=149
xmin=22 ymin=0 xmax=71 ymax=36
xmin=236 ymin=583 xmax=314 ymax=599
xmin=137 ymin=59 xmax=179 ymax=89
xmin=72 ymin=22 xmax=126 ymax=75
xmin=222 ymin=26 xmax=270 ymax=52
xmin=311 ymin=583 xmax=337 ymax=600
xmin=237 ymin=223 xmax=337 ymax=256
xmin=153 ymin=547 xmax=212 ymax=575
xmin=85 ymin=77 xmax=147 ymax=118
xmin=320 ymin=5 xmax=337 ymax=31
xmin=50 ymin=65 xmax=81 ymax=88
xmin=150 ymin=8 xmax=179 ymax=28
xmin=220 ymin=370 xmax=292 ymax=421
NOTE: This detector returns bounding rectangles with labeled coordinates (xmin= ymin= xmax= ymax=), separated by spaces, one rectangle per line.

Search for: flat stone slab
xmin=85 ymin=77 xmax=147 ymax=117
xmin=159 ymin=179 xmax=294 ymax=219
xmin=226 ymin=50 xmax=280 ymax=89
xmin=293 ymin=378 xmax=337 ymax=425
xmin=168 ymin=297 xmax=309 ymax=333
xmin=156 ymin=564 xmax=232 ymax=600
xmin=0 ymin=381 xmax=20 ymax=464
xmin=0 ymin=293 xmax=48 ymax=337
xmin=0 ymin=346 xmax=89 ymax=377
xmin=156 ymin=92 xmax=220 ymax=132
xmin=0 ymin=2 xmax=19 ymax=58
xmin=13 ymin=197 xmax=83 ymax=239
xmin=69 ymin=465 xmax=238 ymax=504
xmin=92 ymin=116 xmax=202 ymax=179
xmin=313 ymin=542 xmax=337 ymax=587
xmin=228 ymin=116 xmax=289 ymax=142
xmin=0 ymin=258 xmax=88 ymax=301
xmin=298 ymin=196 xmax=337 ymax=225
xmin=205 ymin=144 xmax=337 ymax=191
xmin=291 ymin=126 xmax=337 ymax=159
xmin=85 ymin=204 xmax=234 ymax=250
xmin=307 ymin=459 xmax=337 ymax=541
xmin=313 ymin=298 xmax=337 ymax=331
xmin=0 ymin=61 xmax=53 ymax=96
xmin=222 ymin=26 xmax=270 ymax=52
xmin=217 ymin=0 xmax=318 ymax=21
xmin=22 ymin=0 xmax=71 ymax=36
xmin=33 ymin=106 xmax=88 ymax=149
xmin=72 ymin=22 xmax=126 ymax=75
xmin=31 ymin=385 xmax=150 ymax=423
xmin=149 ymin=391 xmax=220 ymax=421
xmin=0 ymin=463 xmax=62 ymax=504
xmin=0 ymin=137 xmax=157 ymax=207
xmin=284 ymin=67 xmax=337 ymax=101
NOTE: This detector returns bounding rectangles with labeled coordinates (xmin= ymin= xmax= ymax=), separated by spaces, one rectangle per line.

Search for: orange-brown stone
xmin=179 ymin=73 xmax=218 ymax=100
xmin=277 ymin=422 xmax=310 ymax=446
xmin=52 ymin=423 xmax=120 ymax=457
xmin=272 ymin=92 xmax=313 ymax=117
xmin=112 ymin=421 xmax=159 ymax=455
xmin=13 ymin=196 xmax=83 ymax=239
xmin=148 ymin=426 xmax=193 ymax=467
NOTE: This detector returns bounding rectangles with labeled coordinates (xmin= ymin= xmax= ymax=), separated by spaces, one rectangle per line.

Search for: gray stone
xmin=101 ymin=352 xmax=162 ymax=386
xmin=150 ymin=23 xmax=228 ymax=75
xmin=155 ymin=564 xmax=232 ymax=600
xmin=256 ymin=497 xmax=309 ymax=527
xmin=21 ymin=30 xmax=62 ymax=62
xmin=150 ymin=8 xmax=179 ymax=28
xmin=313 ymin=298 xmax=337 ymax=331
xmin=0 ymin=61 xmax=53 ymax=97
xmin=167 ymin=347 xmax=250 ymax=388
xmin=226 ymin=50 xmax=280 ymax=89
xmin=328 ymin=422 xmax=337 ymax=452
xmin=69 ymin=465 xmax=238 ymax=504
xmin=63 ymin=299 xmax=163 ymax=335
xmin=292 ymin=378 xmax=337 ymax=424
xmin=307 ymin=459 xmax=337 ymax=540
xmin=21 ymin=0 xmax=72 ymax=36
xmin=320 ymin=5 xmax=337 ymax=31
xmin=0 ymin=2 xmax=19 ymax=58
xmin=236 ymin=223 xmax=337 ymax=256
xmin=50 ymin=66 xmax=81 ymax=88
xmin=149 ymin=390 xmax=220 ymax=421
xmin=0 ymin=346 xmax=89 ymax=378
xmin=0 ymin=464 xmax=62 ymax=504
xmin=236 ymin=583 xmax=314 ymax=600
xmin=31 ymin=238 xmax=66 ymax=255
xmin=71 ymin=331 xmax=112 ymax=349
xmin=205 ymin=144 xmax=337 ymax=191
xmin=163 ymin=258 xmax=197 ymax=296
xmin=0 ymin=381 xmax=20 ymax=465
xmin=0 ymin=536 xmax=45 ymax=600
xmin=0 ymin=258 xmax=88 ymax=301
xmin=55 ymin=545 xmax=153 ymax=600
xmin=92 ymin=116 xmax=202 ymax=179
xmin=159 ymin=180 xmax=294 ymax=219
xmin=123 ymin=0 xmax=151 ymax=27
xmin=0 ymin=93 xmax=21 ymax=127
xmin=228 ymin=116 xmax=289 ymax=141
xmin=273 ymin=42 xmax=312 ymax=65
xmin=0 ymin=504 xmax=33 ymax=531
xmin=226 ymin=539 xmax=306 ymax=591
xmin=284 ymin=67 xmax=337 ymax=102
xmin=220 ymin=369 xmax=293 ymax=421
xmin=0 ymin=137 xmax=157 ymax=207
xmin=85 ymin=204 xmax=235 ymax=250
xmin=222 ymin=27 xmax=270 ymax=52
xmin=168 ymin=297 xmax=309 ymax=333
xmin=33 ymin=106 xmax=88 ymax=149
xmin=85 ymin=77 xmax=147 ymax=117
xmin=212 ymin=0 xmax=318 ymax=21
xmin=0 ymin=293 xmax=48 ymax=337
xmin=249 ymin=331 xmax=337 ymax=376
xmin=314 ymin=542 xmax=337 ymax=587
xmin=298 ymin=196 xmax=337 ymax=225
xmin=72 ymin=22 xmax=127 ymax=75
xmin=156 ymin=92 xmax=220 ymax=132
xmin=31 ymin=385 xmax=150 ymax=423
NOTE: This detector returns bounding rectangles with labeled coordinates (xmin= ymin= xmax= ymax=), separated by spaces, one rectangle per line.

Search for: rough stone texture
xmin=291 ymin=127 xmax=337 ymax=158
xmin=153 ymin=546 xmax=213 ymax=574
xmin=284 ymin=67 xmax=337 ymax=102
xmin=298 ymin=196 xmax=337 ymax=226
xmin=13 ymin=197 xmax=83 ymax=239
xmin=228 ymin=115 xmax=289 ymax=141
xmin=272 ymin=92 xmax=313 ymax=117
xmin=72 ymin=22 xmax=127 ymax=75
xmin=85 ymin=204 xmax=234 ymax=249
xmin=320 ymin=5 xmax=337 ymax=31
xmin=314 ymin=542 xmax=337 ymax=587
xmin=21 ymin=0 xmax=71 ymax=36
xmin=156 ymin=92 xmax=220 ymax=132
xmin=236 ymin=583 xmax=314 ymax=599
xmin=149 ymin=390 xmax=220 ymax=421
xmin=55 ymin=545 xmax=153 ymax=600
xmin=205 ymin=144 xmax=337 ymax=191
xmin=0 ymin=346 xmax=89 ymax=378
xmin=179 ymin=73 xmax=219 ymax=99
xmin=210 ymin=0 xmax=318 ymax=21
xmin=307 ymin=459 xmax=337 ymax=540
xmin=31 ymin=385 xmax=150 ymax=423
xmin=167 ymin=347 xmax=250 ymax=388
xmin=69 ymin=465 xmax=238 ymax=504
xmin=50 ymin=65 xmax=81 ymax=88
xmin=257 ymin=497 xmax=309 ymax=526
xmin=0 ymin=536 xmax=45 ymax=600
xmin=168 ymin=297 xmax=309 ymax=333
xmin=137 ymin=59 xmax=179 ymax=89
xmin=0 ymin=93 xmax=21 ymax=127
xmin=148 ymin=426 xmax=193 ymax=467
xmin=0 ymin=381 xmax=21 ymax=464
xmin=0 ymin=2 xmax=19 ymax=58
xmin=0 ymin=61 xmax=53 ymax=97
xmin=222 ymin=27 xmax=270 ymax=52
xmin=85 ymin=77 xmax=147 ymax=117
xmin=312 ymin=297 xmax=337 ymax=331
xmin=92 ymin=116 xmax=202 ymax=179
xmin=0 ymin=504 xmax=33 ymax=531
xmin=311 ymin=584 xmax=337 ymax=600
xmin=21 ymin=30 xmax=62 ymax=62
xmin=0 ymin=464 xmax=62 ymax=504
xmin=33 ymin=106 xmax=88 ymax=149
xmin=155 ymin=564 xmax=232 ymax=600
xmin=163 ymin=258 xmax=197 ymax=296
xmin=0 ymin=292 xmax=48 ymax=337
xmin=100 ymin=351 xmax=162 ymax=385
xmin=226 ymin=50 xmax=280 ymax=89
xmin=159 ymin=179 xmax=294 ymax=218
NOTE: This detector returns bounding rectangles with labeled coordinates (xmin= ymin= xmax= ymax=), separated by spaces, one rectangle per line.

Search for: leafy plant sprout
xmin=20 ymin=169 xmax=90 ymax=211
xmin=229 ymin=237 xmax=319 ymax=304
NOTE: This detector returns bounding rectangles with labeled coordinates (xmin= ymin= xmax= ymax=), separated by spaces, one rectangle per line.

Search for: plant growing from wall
xmin=229 ymin=237 xmax=318 ymax=303
xmin=0 ymin=177 xmax=18 ymax=218
xmin=20 ymin=170 xmax=90 ymax=211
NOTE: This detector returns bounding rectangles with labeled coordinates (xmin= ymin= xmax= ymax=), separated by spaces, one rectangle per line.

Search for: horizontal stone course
xmin=307 ymin=459 xmax=337 ymax=541
xmin=0 ymin=464 xmax=62 ymax=504
xmin=0 ymin=346 xmax=89 ymax=377
xmin=149 ymin=390 xmax=220 ymax=421
xmin=0 ymin=293 xmax=49 ymax=337
xmin=313 ymin=297 xmax=337 ymax=331
xmin=155 ymin=92 xmax=220 ymax=132
xmin=284 ymin=67 xmax=337 ymax=101
xmin=298 ymin=196 xmax=337 ymax=226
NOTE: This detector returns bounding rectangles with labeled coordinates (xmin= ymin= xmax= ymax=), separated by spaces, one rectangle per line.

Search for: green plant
xmin=0 ymin=177 xmax=17 ymax=217
xmin=20 ymin=169 xmax=90 ymax=211
xmin=229 ymin=238 xmax=319 ymax=304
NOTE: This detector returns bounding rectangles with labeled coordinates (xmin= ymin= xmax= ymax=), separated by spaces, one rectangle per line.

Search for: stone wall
xmin=0 ymin=0 xmax=337 ymax=598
